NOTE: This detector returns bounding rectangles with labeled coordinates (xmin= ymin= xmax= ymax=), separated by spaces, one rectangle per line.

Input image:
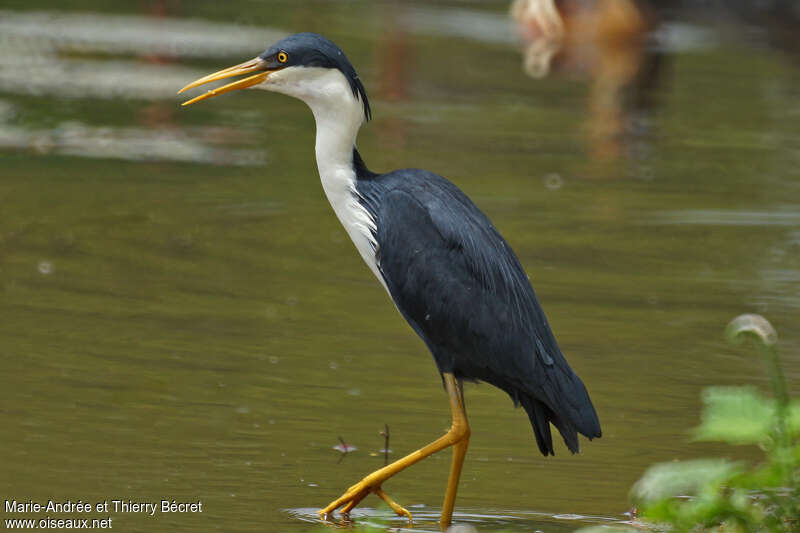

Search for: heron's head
xmin=179 ymin=32 xmax=371 ymax=121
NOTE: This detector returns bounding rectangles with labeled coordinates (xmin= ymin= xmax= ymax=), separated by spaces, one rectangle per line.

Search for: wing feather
xmin=360 ymin=170 xmax=601 ymax=454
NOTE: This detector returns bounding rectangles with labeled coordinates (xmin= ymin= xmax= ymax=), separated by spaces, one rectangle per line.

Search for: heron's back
xmin=354 ymin=162 xmax=601 ymax=455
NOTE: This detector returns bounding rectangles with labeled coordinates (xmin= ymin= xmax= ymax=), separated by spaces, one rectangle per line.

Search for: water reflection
xmin=287 ymin=506 xmax=627 ymax=532
xmin=0 ymin=10 xmax=283 ymax=60
xmin=510 ymin=0 xmax=800 ymax=167
xmin=0 ymin=115 xmax=265 ymax=165
xmin=512 ymin=0 xmax=664 ymax=163
xmin=654 ymin=209 xmax=800 ymax=227
xmin=0 ymin=10 xmax=280 ymax=164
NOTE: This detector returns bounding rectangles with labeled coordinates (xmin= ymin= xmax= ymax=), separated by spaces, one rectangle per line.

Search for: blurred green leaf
xmin=620 ymin=317 xmax=799 ymax=532
xmin=692 ymin=386 xmax=775 ymax=445
xmin=631 ymin=459 xmax=743 ymax=503
xmin=742 ymin=460 xmax=787 ymax=489
xmin=789 ymin=401 xmax=800 ymax=435
xmin=640 ymin=487 xmax=762 ymax=531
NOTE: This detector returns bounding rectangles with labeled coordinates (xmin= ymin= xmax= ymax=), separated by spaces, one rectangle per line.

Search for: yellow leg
xmin=318 ymin=373 xmax=470 ymax=527
xmin=440 ymin=381 xmax=470 ymax=528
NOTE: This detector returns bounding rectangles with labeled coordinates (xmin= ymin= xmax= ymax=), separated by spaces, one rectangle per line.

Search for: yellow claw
xmin=341 ymin=492 xmax=369 ymax=514
xmin=375 ymin=488 xmax=413 ymax=521
xmin=318 ymin=485 xmax=410 ymax=523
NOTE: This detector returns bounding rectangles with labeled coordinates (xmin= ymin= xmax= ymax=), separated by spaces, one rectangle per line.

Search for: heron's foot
xmin=318 ymin=482 xmax=412 ymax=522
xmin=375 ymin=487 xmax=412 ymax=521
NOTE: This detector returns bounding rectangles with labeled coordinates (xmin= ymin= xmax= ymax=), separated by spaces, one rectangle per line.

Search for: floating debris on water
xmin=333 ymin=437 xmax=356 ymax=454
xmin=37 ymin=261 xmax=54 ymax=275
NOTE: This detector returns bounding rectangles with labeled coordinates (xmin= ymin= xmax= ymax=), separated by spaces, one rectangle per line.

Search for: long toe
xmin=319 ymin=483 xmax=371 ymax=518
xmin=340 ymin=491 xmax=369 ymax=514
xmin=375 ymin=488 xmax=412 ymax=522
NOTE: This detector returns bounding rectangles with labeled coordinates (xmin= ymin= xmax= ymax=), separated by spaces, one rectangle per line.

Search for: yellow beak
xmin=178 ymin=57 xmax=271 ymax=106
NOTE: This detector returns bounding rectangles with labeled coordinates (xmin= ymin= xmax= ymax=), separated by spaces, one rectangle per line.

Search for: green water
xmin=2 ymin=2 xmax=800 ymax=532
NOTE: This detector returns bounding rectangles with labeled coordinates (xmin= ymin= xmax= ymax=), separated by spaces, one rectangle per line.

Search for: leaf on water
xmin=631 ymin=458 xmax=742 ymax=503
xmin=693 ymin=386 xmax=775 ymax=445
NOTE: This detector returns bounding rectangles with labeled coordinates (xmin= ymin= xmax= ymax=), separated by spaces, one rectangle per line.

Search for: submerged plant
xmin=578 ymin=314 xmax=799 ymax=533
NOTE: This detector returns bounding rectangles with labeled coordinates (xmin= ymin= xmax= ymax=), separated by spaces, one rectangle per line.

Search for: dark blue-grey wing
xmin=373 ymin=179 xmax=600 ymax=454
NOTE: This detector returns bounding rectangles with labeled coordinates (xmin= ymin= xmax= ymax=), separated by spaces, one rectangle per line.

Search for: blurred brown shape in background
xmin=512 ymin=0 xmax=661 ymax=163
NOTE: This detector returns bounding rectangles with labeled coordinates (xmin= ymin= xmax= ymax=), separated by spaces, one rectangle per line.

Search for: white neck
xmin=260 ymin=66 xmax=384 ymax=286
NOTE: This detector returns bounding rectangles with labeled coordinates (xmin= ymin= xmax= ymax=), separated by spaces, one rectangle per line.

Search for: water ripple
xmin=286 ymin=506 xmax=625 ymax=532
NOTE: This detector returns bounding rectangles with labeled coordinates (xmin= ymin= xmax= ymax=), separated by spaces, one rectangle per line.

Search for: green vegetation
xmin=580 ymin=314 xmax=800 ymax=533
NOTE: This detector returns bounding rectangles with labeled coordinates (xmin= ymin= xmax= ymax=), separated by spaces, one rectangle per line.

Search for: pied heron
xmin=179 ymin=32 xmax=601 ymax=528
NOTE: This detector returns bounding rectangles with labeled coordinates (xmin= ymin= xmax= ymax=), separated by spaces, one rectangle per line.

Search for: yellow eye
xmin=277 ymin=51 xmax=288 ymax=63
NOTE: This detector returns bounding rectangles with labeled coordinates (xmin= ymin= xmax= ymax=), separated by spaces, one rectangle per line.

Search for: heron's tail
xmin=519 ymin=378 xmax=601 ymax=456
